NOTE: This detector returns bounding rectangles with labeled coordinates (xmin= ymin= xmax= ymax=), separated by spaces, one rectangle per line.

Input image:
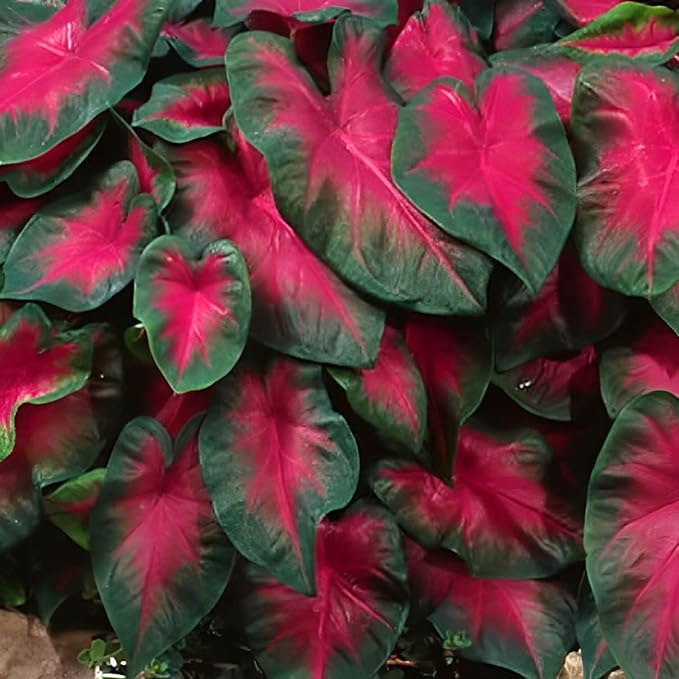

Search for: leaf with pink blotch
xmin=600 ymin=316 xmax=679 ymax=417
xmin=239 ymin=502 xmax=409 ymax=679
xmin=133 ymin=68 xmax=230 ymax=143
xmin=90 ymin=416 xmax=235 ymax=677
xmin=571 ymin=61 xmax=679 ymax=298
xmin=492 ymin=0 xmax=561 ymax=51
xmin=405 ymin=537 xmax=578 ymax=679
xmin=0 ymin=117 xmax=106 ymax=198
xmin=199 ymin=354 xmax=359 ymax=594
xmin=227 ymin=15 xmax=492 ymax=314
xmin=163 ymin=19 xmax=238 ymax=67
xmin=0 ymin=304 xmax=92 ymax=461
xmin=0 ymin=0 xmax=173 ymax=163
xmin=392 ymin=68 xmax=576 ymax=294
xmin=163 ymin=134 xmax=385 ymax=368
xmin=1 ymin=161 xmax=157 ymax=312
xmin=328 ymin=324 xmax=427 ymax=455
xmin=372 ymin=421 xmax=584 ymax=578
xmin=385 ymin=0 xmax=486 ymax=100
xmin=585 ymin=391 xmax=679 ymax=679
xmin=134 ymin=235 xmax=251 ymax=393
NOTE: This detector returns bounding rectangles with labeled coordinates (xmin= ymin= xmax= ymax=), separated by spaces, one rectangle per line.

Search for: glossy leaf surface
xmin=200 ymin=356 xmax=359 ymax=594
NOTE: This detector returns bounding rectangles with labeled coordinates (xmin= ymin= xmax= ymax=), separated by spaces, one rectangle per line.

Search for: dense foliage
xmin=0 ymin=0 xmax=678 ymax=677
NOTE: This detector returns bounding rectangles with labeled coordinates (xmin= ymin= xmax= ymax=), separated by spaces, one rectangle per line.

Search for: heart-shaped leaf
xmin=385 ymin=0 xmax=486 ymax=99
xmin=163 ymin=19 xmax=237 ymax=67
xmin=134 ymin=235 xmax=251 ymax=393
xmin=572 ymin=61 xmax=679 ymax=297
xmin=1 ymin=161 xmax=157 ymax=312
xmin=492 ymin=0 xmax=561 ymax=51
xmin=239 ymin=503 xmax=409 ymax=679
xmin=552 ymin=0 xmax=626 ymax=26
xmin=392 ymin=69 xmax=576 ymax=294
xmin=91 ymin=416 xmax=235 ymax=677
xmin=585 ymin=391 xmax=679 ymax=679
xmin=164 ymin=135 xmax=385 ymax=367
xmin=200 ymin=355 xmax=359 ymax=594
xmin=227 ymin=16 xmax=492 ymax=314
xmin=0 ymin=0 xmax=173 ymax=163
xmin=133 ymin=68 xmax=230 ymax=143
xmin=372 ymin=421 xmax=583 ymax=577
xmin=328 ymin=324 xmax=427 ymax=455
xmin=0 ymin=304 xmax=92 ymax=460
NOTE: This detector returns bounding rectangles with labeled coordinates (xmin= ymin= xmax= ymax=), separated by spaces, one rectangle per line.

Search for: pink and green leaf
xmin=552 ymin=0 xmax=624 ymax=26
xmin=493 ymin=345 xmax=601 ymax=422
xmin=133 ymin=68 xmax=230 ymax=143
xmin=199 ymin=355 xmax=359 ymax=594
xmin=585 ymin=391 xmax=679 ymax=679
xmin=372 ymin=421 xmax=584 ymax=578
xmin=214 ymin=0 xmax=397 ymax=27
xmin=328 ymin=324 xmax=427 ymax=455
xmin=112 ymin=110 xmax=176 ymax=210
xmin=0 ymin=386 xmax=102 ymax=550
xmin=385 ymin=0 xmax=486 ymax=100
xmin=555 ymin=2 xmax=679 ymax=64
xmin=43 ymin=468 xmax=105 ymax=550
xmin=493 ymin=242 xmax=626 ymax=371
xmin=163 ymin=19 xmax=237 ymax=67
xmin=0 ymin=304 xmax=92 ymax=461
xmin=492 ymin=0 xmax=561 ymax=51
xmin=576 ymin=576 xmax=617 ymax=679
xmin=134 ymin=235 xmax=251 ymax=393
xmin=0 ymin=0 xmax=173 ymax=163
xmin=652 ymin=280 xmax=679 ymax=335
xmin=227 ymin=17 xmax=492 ymax=314
xmin=489 ymin=47 xmax=582 ymax=128
xmin=240 ymin=502 xmax=409 ymax=679
xmin=164 ymin=135 xmax=385 ymax=367
xmin=404 ymin=315 xmax=491 ymax=478
xmin=406 ymin=539 xmax=578 ymax=679
xmin=600 ymin=317 xmax=679 ymax=417
xmin=392 ymin=69 xmax=576 ymax=294
xmin=0 ymin=188 xmax=42 ymax=262
xmin=571 ymin=62 xmax=679 ymax=298
xmin=90 ymin=417 xmax=235 ymax=677
xmin=0 ymin=117 xmax=106 ymax=198
xmin=1 ymin=161 xmax=157 ymax=312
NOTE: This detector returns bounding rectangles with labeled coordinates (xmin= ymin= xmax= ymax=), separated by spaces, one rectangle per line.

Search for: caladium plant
xmin=0 ymin=0 xmax=678 ymax=677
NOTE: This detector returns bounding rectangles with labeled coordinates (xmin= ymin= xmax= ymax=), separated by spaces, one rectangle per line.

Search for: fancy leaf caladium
xmin=555 ymin=2 xmax=679 ymax=64
xmin=492 ymin=0 xmax=561 ymax=51
xmin=385 ymin=0 xmax=486 ymax=99
xmin=585 ymin=391 xmax=679 ymax=679
xmin=0 ymin=0 xmax=172 ymax=164
xmin=372 ymin=421 xmax=583 ymax=578
xmin=200 ymin=355 xmax=359 ymax=594
xmin=164 ymin=135 xmax=385 ymax=367
xmin=91 ymin=417 xmax=235 ymax=677
xmin=1 ymin=161 xmax=157 ymax=312
xmin=404 ymin=315 xmax=491 ymax=477
xmin=576 ymin=576 xmax=617 ymax=679
xmin=392 ymin=68 xmax=576 ymax=294
xmin=134 ymin=235 xmax=251 ymax=393
xmin=0 ymin=117 xmax=106 ymax=198
xmin=600 ymin=317 xmax=679 ymax=418
xmin=406 ymin=538 xmax=578 ymax=679
xmin=328 ymin=324 xmax=427 ymax=455
xmin=571 ymin=61 xmax=679 ymax=298
xmin=163 ymin=19 xmax=236 ymax=67
xmin=493 ymin=345 xmax=600 ymax=422
xmin=227 ymin=16 xmax=492 ymax=314
xmin=0 ymin=304 xmax=92 ymax=460
xmin=133 ymin=68 xmax=230 ymax=143
xmin=43 ymin=468 xmax=105 ymax=550
xmin=239 ymin=503 xmax=409 ymax=679
xmin=0 ymin=188 xmax=42 ymax=263
xmin=552 ymin=0 xmax=624 ymax=26
xmin=493 ymin=242 xmax=626 ymax=371
xmin=214 ymin=0 xmax=397 ymax=27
